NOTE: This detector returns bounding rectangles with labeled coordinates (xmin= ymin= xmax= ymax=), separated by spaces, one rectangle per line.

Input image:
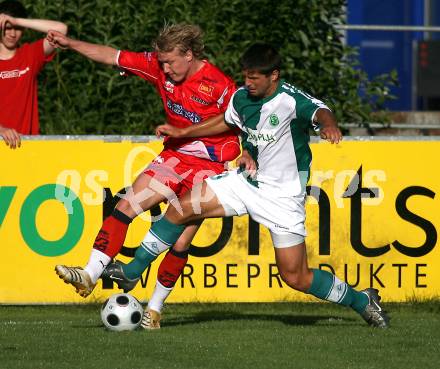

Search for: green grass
xmin=1 ymin=302 xmax=439 ymax=369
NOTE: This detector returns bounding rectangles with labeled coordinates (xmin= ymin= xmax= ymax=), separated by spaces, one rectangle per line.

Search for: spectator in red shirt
xmin=0 ymin=0 xmax=67 ymax=149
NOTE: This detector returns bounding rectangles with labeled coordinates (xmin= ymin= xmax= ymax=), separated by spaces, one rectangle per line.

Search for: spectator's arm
xmin=0 ymin=14 xmax=68 ymax=55
xmin=0 ymin=125 xmax=21 ymax=149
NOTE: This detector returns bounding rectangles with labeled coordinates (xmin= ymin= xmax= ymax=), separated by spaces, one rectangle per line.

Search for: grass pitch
xmin=1 ymin=302 xmax=439 ymax=369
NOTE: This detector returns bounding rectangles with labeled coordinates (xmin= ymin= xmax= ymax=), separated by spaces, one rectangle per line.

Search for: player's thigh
xmin=167 ymin=181 xmax=227 ymax=224
xmin=246 ymin=190 xmax=306 ymax=240
xmin=116 ymin=173 xmax=170 ymax=217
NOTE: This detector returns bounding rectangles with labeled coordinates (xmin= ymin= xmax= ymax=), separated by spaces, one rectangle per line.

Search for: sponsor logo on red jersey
xmin=167 ymin=99 xmax=202 ymax=123
xmin=190 ymin=95 xmax=209 ymax=105
xmin=198 ymin=82 xmax=214 ymax=96
xmin=0 ymin=67 xmax=29 ymax=79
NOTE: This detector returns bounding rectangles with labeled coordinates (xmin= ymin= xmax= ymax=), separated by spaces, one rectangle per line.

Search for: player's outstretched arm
xmin=0 ymin=14 xmax=68 ymax=55
xmin=47 ymin=30 xmax=118 ymax=66
xmin=156 ymin=113 xmax=231 ymax=138
xmin=315 ymin=108 xmax=343 ymax=144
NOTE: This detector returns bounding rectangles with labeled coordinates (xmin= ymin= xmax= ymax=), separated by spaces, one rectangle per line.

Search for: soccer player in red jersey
xmin=49 ymin=25 xmax=248 ymax=323
xmin=0 ymin=0 xmax=67 ymax=149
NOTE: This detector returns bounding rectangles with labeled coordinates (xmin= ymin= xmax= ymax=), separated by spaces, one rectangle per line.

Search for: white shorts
xmin=205 ymin=170 xmax=306 ymax=248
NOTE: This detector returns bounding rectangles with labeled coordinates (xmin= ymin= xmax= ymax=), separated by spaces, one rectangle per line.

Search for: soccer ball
xmin=100 ymin=293 xmax=143 ymax=331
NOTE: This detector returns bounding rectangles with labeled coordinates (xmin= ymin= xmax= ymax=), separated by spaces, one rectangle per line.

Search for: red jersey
xmin=0 ymin=39 xmax=53 ymax=134
xmin=117 ymin=50 xmax=240 ymax=162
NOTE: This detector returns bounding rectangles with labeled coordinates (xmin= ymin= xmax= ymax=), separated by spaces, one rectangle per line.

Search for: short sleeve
xmin=216 ymin=80 xmax=236 ymax=112
xmin=224 ymin=93 xmax=241 ymax=129
xmin=294 ymin=91 xmax=330 ymax=127
xmin=27 ymin=39 xmax=53 ymax=73
xmin=117 ymin=50 xmax=161 ymax=84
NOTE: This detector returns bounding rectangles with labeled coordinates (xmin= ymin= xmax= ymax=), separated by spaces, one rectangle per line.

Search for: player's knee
xmin=115 ymin=199 xmax=138 ymax=218
xmin=280 ymin=270 xmax=308 ymax=292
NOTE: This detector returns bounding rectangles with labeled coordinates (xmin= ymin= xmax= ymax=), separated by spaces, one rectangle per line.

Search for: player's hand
xmin=237 ymin=150 xmax=257 ymax=178
xmin=320 ymin=125 xmax=342 ymax=144
xmin=46 ymin=30 xmax=70 ymax=49
xmin=0 ymin=126 xmax=21 ymax=149
xmin=155 ymin=124 xmax=187 ymax=138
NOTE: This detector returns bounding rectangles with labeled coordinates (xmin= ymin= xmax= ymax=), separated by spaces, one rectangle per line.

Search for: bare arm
xmin=314 ymin=108 xmax=342 ymax=144
xmin=0 ymin=14 xmax=68 ymax=55
xmin=46 ymin=30 xmax=118 ymax=65
xmin=156 ymin=113 xmax=232 ymax=138
xmin=157 ymin=113 xmax=257 ymax=174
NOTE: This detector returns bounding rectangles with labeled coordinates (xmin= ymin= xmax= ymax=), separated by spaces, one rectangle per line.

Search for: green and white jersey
xmin=224 ymin=79 xmax=329 ymax=196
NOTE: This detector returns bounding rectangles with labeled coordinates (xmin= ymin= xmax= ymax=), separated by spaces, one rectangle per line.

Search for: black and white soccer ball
xmin=100 ymin=293 xmax=143 ymax=331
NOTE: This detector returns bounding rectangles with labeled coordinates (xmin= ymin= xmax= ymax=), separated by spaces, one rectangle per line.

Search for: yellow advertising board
xmin=0 ymin=137 xmax=439 ymax=303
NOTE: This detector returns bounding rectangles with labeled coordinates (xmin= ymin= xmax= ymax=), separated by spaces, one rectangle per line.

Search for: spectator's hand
xmin=320 ymin=125 xmax=342 ymax=144
xmin=237 ymin=150 xmax=257 ymax=178
xmin=46 ymin=30 xmax=70 ymax=49
xmin=156 ymin=124 xmax=187 ymax=138
xmin=0 ymin=126 xmax=21 ymax=149
xmin=0 ymin=13 xmax=17 ymax=34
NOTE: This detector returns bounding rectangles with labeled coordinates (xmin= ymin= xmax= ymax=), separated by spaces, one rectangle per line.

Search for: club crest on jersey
xmin=198 ymin=82 xmax=214 ymax=96
xmin=269 ymin=114 xmax=279 ymax=126
xmin=164 ymin=80 xmax=175 ymax=93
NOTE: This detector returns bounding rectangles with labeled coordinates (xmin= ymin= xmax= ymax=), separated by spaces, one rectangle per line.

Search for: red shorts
xmin=144 ymin=149 xmax=227 ymax=197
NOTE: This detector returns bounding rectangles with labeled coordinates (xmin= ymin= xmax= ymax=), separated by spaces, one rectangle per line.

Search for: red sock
xmin=93 ymin=209 xmax=132 ymax=258
xmin=157 ymin=249 xmax=189 ymax=288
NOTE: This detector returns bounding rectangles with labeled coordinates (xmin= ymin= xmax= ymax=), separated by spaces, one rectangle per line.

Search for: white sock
xmin=148 ymin=280 xmax=173 ymax=313
xmin=84 ymin=249 xmax=112 ymax=284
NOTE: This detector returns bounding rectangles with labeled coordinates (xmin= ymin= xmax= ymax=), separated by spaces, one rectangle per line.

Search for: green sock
xmin=307 ymin=268 xmax=369 ymax=314
xmin=122 ymin=216 xmax=185 ymax=279
xmin=123 ymin=246 xmax=157 ymax=280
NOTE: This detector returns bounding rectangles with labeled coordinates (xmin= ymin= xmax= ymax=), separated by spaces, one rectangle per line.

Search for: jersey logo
xmin=167 ymin=99 xmax=202 ymax=123
xmin=0 ymin=67 xmax=29 ymax=79
xmin=198 ymin=82 xmax=214 ymax=96
xmin=244 ymin=127 xmax=276 ymax=145
xmin=164 ymin=80 xmax=175 ymax=93
xmin=269 ymin=114 xmax=279 ymax=126
xmin=191 ymin=95 xmax=209 ymax=105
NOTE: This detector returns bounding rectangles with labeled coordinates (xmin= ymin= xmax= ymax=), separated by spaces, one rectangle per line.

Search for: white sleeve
xmin=224 ymin=96 xmax=242 ymax=129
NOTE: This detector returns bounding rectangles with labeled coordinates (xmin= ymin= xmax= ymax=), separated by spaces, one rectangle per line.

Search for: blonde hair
xmin=153 ymin=23 xmax=205 ymax=58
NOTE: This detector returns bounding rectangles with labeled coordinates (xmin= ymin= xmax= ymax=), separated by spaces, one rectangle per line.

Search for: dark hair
xmin=0 ymin=0 xmax=27 ymax=18
xmin=240 ymin=43 xmax=282 ymax=75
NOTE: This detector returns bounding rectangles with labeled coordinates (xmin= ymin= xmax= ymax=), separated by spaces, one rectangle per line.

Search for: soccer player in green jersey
xmin=112 ymin=43 xmax=390 ymax=328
